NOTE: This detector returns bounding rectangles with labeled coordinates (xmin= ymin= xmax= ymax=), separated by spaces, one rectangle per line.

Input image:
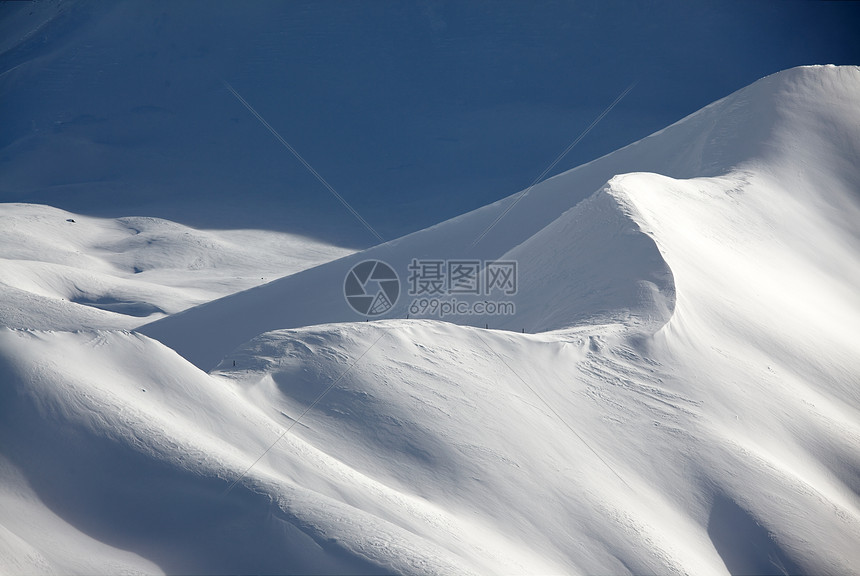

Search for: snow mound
xmin=495 ymin=186 xmax=674 ymax=333
xmin=0 ymin=203 xmax=353 ymax=330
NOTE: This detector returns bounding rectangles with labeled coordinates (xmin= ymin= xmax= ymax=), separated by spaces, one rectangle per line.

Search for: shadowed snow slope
xmin=2 ymin=66 xmax=860 ymax=575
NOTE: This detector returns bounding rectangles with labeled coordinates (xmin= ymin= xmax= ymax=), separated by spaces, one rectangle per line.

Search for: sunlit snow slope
xmin=141 ymin=65 xmax=860 ymax=371
xmin=0 ymin=204 xmax=353 ymax=331
xmin=2 ymin=66 xmax=859 ymax=575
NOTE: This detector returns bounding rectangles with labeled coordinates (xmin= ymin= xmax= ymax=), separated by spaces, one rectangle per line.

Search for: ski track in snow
xmin=2 ymin=66 xmax=860 ymax=575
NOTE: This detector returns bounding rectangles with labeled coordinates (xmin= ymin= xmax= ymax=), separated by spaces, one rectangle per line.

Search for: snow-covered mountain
xmin=2 ymin=65 xmax=859 ymax=575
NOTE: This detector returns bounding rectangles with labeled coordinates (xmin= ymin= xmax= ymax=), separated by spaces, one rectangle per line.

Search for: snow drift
xmin=2 ymin=65 xmax=860 ymax=575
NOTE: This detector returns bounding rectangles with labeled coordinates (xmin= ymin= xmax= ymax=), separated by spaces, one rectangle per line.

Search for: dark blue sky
xmin=1 ymin=1 xmax=858 ymax=245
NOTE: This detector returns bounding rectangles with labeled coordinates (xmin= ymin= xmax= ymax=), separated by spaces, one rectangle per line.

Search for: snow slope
xmin=0 ymin=203 xmax=353 ymax=331
xmin=2 ymin=65 xmax=860 ymax=574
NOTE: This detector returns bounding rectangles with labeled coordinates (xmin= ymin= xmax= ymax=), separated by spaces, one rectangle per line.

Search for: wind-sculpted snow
xmin=496 ymin=186 xmax=675 ymax=333
xmin=2 ymin=66 xmax=860 ymax=574
xmin=141 ymin=65 xmax=860 ymax=371
xmin=139 ymin=183 xmax=677 ymax=369
xmin=3 ymin=312 xmax=858 ymax=574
